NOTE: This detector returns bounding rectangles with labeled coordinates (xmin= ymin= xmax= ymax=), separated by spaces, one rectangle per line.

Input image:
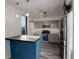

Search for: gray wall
xmin=5 ymin=1 xmax=21 ymax=38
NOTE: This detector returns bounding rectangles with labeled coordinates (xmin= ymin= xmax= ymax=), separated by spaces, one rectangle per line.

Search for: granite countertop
xmin=6 ymin=35 xmax=41 ymax=42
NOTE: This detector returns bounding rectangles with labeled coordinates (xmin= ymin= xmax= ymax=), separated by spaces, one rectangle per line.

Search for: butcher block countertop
xmin=6 ymin=35 xmax=41 ymax=42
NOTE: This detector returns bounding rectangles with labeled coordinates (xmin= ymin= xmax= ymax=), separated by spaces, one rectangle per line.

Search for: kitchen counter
xmin=6 ymin=35 xmax=42 ymax=59
xmin=6 ymin=35 xmax=41 ymax=42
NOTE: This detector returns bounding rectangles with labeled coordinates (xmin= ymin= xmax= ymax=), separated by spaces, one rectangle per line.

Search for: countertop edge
xmin=5 ymin=35 xmax=41 ymax=43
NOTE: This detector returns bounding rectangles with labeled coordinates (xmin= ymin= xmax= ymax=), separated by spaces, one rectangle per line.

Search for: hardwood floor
xmin=40 ymin=42 xmax=61 ymax=59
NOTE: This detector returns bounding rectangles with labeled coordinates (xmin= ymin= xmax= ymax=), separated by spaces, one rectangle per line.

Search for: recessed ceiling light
xmin=16 ymin=14 xmax=19 ymax=18
xmin=25 ymin=13 xmax=30 ymax=17
xmin=40 ymin=12 xmax=43 ymax=15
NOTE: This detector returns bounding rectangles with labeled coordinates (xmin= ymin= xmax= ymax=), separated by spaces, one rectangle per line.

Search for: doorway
xmin=21 ymin=16 xmax=27 ymax=35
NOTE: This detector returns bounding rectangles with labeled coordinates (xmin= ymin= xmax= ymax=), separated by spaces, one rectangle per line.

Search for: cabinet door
xmin=10 ymin=40 xmax=36 ymax=59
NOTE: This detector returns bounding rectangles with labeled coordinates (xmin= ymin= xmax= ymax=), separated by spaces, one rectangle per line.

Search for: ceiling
xmin=6 ymin=0 xmax=65 ymax=18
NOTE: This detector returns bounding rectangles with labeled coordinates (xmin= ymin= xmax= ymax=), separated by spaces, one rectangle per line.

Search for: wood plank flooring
xmin=40 ymin=42 xmax=61 ymax=59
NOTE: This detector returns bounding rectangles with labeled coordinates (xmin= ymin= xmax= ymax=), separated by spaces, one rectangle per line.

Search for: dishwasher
xmin=48 ymin=34 xmax=59 ymax=43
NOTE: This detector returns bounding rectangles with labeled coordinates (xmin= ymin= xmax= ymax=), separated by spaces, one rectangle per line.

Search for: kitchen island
xmin=6 ymin=35 xmax=41 ymax=59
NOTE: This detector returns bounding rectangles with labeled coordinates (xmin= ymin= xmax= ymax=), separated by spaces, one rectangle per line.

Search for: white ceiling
xmin=6 ymin=0 xmax=64 ymax=18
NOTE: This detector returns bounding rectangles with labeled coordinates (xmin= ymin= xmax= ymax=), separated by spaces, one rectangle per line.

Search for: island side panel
xmin=10 ymin=40 xmax=36 ymax=59
xmin=36 ymin=38 xmax=42 ymax=59
xmin=5 ymin=40 xmax=11 ymax=59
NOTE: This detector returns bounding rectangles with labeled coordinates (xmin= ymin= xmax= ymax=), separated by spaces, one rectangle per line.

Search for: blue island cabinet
xmin=10 ymin=38 xmax=41 ymax=59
